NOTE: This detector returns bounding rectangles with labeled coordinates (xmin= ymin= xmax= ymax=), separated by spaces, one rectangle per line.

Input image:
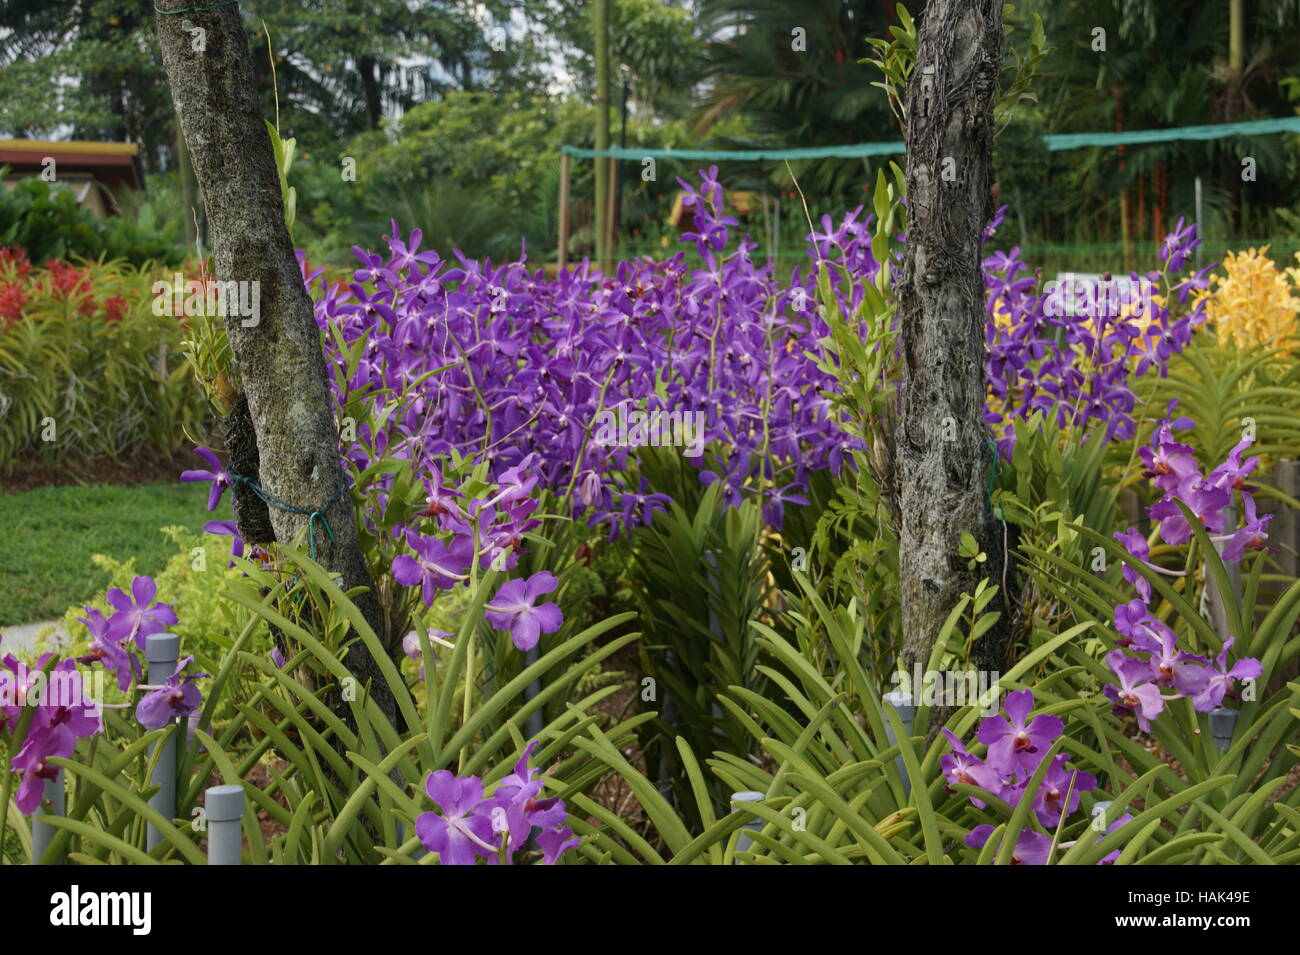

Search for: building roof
xmin=0 ymin=139 xmax=143 ymax=192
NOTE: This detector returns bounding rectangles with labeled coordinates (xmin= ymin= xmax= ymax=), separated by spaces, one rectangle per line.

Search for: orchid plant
xmin=8 ymin=155 xmax=1300 ymax=868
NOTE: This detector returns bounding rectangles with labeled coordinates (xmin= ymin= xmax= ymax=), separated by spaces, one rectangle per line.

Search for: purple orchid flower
xmin=1113 ymin=529 xmax=1154 ymax=604
xmin=400 ymin=629 xmax=454 ymax=680
xmin=1208 ymin=436 xmax=1261 ymax=492
xmin=386 ymin=226 xmax=441 ymax=274
xmin=1189 ymin=636 xmax=1263 ymax=712
xmin=12 ymin=721 xmax=76 ymax=814
xmin=1160 ymin=217 xmax=1202 ymax=274
xmin=761 ymin=481 xmax=810 ymax=529
xmin=485 ymin=454 xmax=540 ymax=508
xmin=498 ymin=739 xmax=546 ymax=791
xmin=535 ymin=825 xmax=580 ymax=865
xmin=416 ymin=770 xmax=497 ymax=865
xmin=1113 ymin=598 xmax=1159 ymax=648
xmin=392 ymin=531 xmax=473 ymax=606
xmin=105 ymin=575 xmax=178 ymax=651
xmin=135 ymin=655 xmax=207 ymax=729
xmin=489 ymin=777 xmax=568 ymax=861
xmin=1143 ymin=409 xmax=1195 ymax=456
xmin=487 ymin=741 xmax=574 ymax=863
xmin=1143 ymin=624 xmax=1208 ymax=693
xmin=180 ymin=447 xmax=232 ymax=512
xmin=484 ymin=571 xmax=564 ymax=651
xmin=2 ymin=654 xmax=36 ymax=732
xmin=964 ymin=825 xmax=1053 ymax=865
xmin=938 ymin=728 xmax=1004 ymax=807
xmin=3 ymin=654 xmax=101 ymax=788
xmin=1149 ymin=475 xmax=1231 ymax=546
xmin=1103 ymin=649 xmax=1165 ymax=732
xmin=700 ymin=454 xmax=751 ymax=510
xmin=76 ymin=606 xmax=135 ymax=692
xmin=312 ymin=165 xmax=1207 ymax=541
xmin=977 ymin=690 xmax=1064 ymax=777
xmin=1032 ymin=754 xmax=1097 ymax=828
xmin=417 ymin=462 xmax=466 ymax=530
xmin=1219 ymin=493 xmax=1271 ymax=562
xmin=204 ymin=520 xmax=245 ymax=563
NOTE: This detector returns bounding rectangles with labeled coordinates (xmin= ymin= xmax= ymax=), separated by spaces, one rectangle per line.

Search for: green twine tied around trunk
xmin=229 ymin=458 xmax=347 ymax=561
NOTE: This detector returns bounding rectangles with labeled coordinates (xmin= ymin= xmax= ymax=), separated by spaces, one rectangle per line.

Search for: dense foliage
xmin=6 ymin=0 xmax=1298 ymax=267
xmin=0 ymin=249 xmax=205 ymax=473
xmin=4 ymin=155 xmax=1298 ymax=865
xmin=0 ymin=171 xmax=183 ymax=269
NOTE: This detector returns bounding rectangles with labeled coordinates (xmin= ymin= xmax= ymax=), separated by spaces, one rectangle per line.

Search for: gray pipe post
xmin=731 ymin=791 xmax=765 ymax=863
xmin=1209 ymin=707 xmax=1239 ymax=753
xmin=882 ymin=690 xmax=916 ymax=798
xmin=1224 ymin=500 xmax=1242 ymax=605
xmin=32 ymin=770 xmax=65 ymax=863
xmin=205 ymin=784 xmax=244 ymax=865
xmin=145 ymin=633 xmax=179 ymax=852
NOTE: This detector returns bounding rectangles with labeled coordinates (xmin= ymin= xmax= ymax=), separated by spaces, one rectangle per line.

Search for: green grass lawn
xmin=0 ymin=482 xmax=229 ymax=626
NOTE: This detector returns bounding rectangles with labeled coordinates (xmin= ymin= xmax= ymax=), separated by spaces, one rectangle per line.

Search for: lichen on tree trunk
xmin=894 ymin=0 xmax=1012 ymax=714
xmin=155 ymin=5 xmax=399 ymax=729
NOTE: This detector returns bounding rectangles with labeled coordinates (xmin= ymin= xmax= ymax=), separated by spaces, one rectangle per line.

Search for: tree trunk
xmin=154 ymin=5 xmax=399 ymax=730
xmin=593 ymin=0 xmax=610 ymax=270
xmin=894 ymin=0 xmax=1010 ymax=709
xmin=1226 ymin=0 xmax=1244 ymax=115
xmin=358 ymin=54 xmax=384 ymax=131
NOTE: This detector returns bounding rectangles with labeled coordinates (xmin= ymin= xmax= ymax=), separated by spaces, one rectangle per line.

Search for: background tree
xmin=594 ymin=0 xmax=611 ymax=270
xmin=154 ymin=2 xmax=399 ymax=726
xmin=693 ymin=0 xmax=900 ymax=196
xmin=0 ymin=0 xmax=173 ymax=164
xmin=894 ymin=0 xmax=1010 ymax=697
xmin=609 ymin=0 xmax=704 ymax=120
xmin=1023 ymin=0 xmax=1300 ymax=242
xmin=245 ymin=0 xmax=504 ymax=152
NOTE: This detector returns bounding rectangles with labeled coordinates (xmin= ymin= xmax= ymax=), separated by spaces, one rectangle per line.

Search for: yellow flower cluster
xmin=1199 ymin=247 xmax=1300 ymax=349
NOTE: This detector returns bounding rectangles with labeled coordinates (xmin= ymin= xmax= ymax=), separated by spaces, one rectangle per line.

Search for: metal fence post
xmin=205 ymin=784 xmax=244 ymax=865
xmin=32 ymin=770 xmax=65 ymax=863
xmin=882 ymin=690 xmax=916 ymax=798
xmin=1208 ymin=707 xmax=1238 ymax=753
xmin=145 ymin=633 xmax=179 ymax=852
xmin=1203 ymin=502 xmax=1237 ymax=641
xmin=731 ymin=790 xmax=765 ymax=863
